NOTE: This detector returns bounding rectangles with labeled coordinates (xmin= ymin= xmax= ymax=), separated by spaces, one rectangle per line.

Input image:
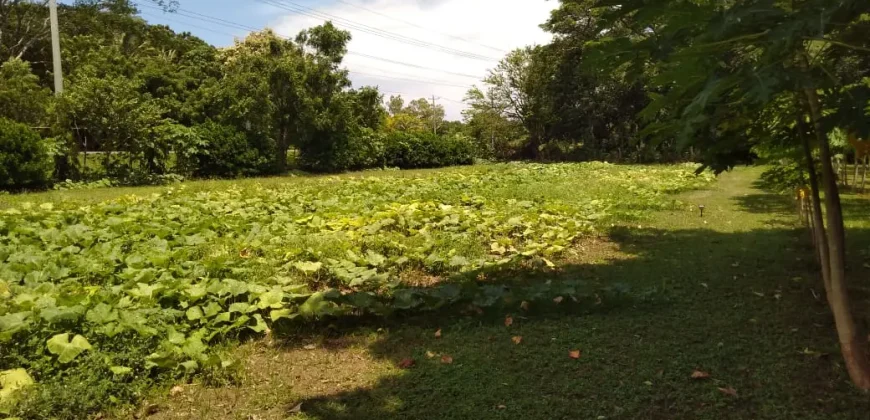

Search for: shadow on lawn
xmin=284 ymin=224 xmax=870 ymax=420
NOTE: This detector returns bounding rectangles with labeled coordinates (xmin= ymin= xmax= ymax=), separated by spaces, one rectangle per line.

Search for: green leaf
xmin=180 ymin=360 xmax=199 ymax=372
xmin=294 ymin=261 xmax=323 ymax=274
xmin=186 ymin=306 xmax=204 ymax=321
xmin=0 ymin=313 xmax=29 ymax=334
xmin=248 ymin=314 xmax=267 ymax=333
xmin=257 ymin=289 xmax=284 ymax=309
xmin=269 ymin=309 xmax=298 ymax=322
xmin=40 ymin=306 xmax=85 ymax=323
xmin=109 ymin=366 xmax=132 ymax=376
xmin=298 ymin=291 xmax=338 ymax=318
xmin=448 ymin=255 xmax=469 ymax=267
xmin=46 ymin=333 xmax=92 ymax=363
xmin=86 ymin=303 xmax=119 ymax=324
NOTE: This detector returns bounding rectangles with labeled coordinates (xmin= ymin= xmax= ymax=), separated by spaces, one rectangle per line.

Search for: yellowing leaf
xmin=0 ymin=368 xmax=34 ymax=405
xmin=46 ymin=333 xmax=92 ymax=364
xmin=718 ymin=386 xmax=738 ymax=397
xmin=294 ymin=261 xmax=323 ymax=274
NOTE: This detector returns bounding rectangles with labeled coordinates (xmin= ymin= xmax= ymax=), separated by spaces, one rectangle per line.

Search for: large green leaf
xmin=46 ymin=333 xmax=92 ymax=363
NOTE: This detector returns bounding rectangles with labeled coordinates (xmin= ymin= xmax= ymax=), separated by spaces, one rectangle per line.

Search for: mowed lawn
xmin=144 ymin=167 xmax=870 ymax=420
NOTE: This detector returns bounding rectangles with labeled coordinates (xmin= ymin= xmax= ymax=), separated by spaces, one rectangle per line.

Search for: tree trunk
xmin=276 ymin=126 xmax=288 ymax=173
xmin=861 ymin=156 xmax=867 ymax=191
xmin=804 ymin=88 xmax=870 ymax=390
xmin=798 ymin=114 xmax=832 ymax=304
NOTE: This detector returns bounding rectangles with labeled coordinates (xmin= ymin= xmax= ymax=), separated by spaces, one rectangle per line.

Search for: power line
xmin=349 ymin=68 xmax=475 ymax=89
xmin=139 ymin=11 xmax=243 ymax=38
xmin=138 ymin=10 xmax=475 ymax=97
xmin=136 ymin=1 xmax=487 ymax=81
xmin=256 ymin=0 xmax=499 ymax=62
xmin=333 ymin=0 xmax=507 ymax=54
xmin=346 ymin=51 xmax=484 ymax=80
xmin=378 ymin=90 xmax=465 ymax=106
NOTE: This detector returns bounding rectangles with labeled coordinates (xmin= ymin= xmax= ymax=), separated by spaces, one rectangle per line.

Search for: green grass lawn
xmin=142 ymin=167 xmax=870 ymax=420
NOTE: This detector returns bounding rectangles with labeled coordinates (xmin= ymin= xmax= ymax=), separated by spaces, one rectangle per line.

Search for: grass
xmin=136 ymin=167 xmax=870 ymax=420
xmin=0 ymin=162 xmax=716 ymax=419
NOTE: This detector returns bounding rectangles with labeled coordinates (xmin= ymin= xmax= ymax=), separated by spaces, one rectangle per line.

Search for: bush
xmin=0 ymin=118 xmax=53 ymax=190
xmin=382 ymin=132 xmax=475 ymax=169
xmin=0 ymin=58 xmax=51 ymax=125
xmin=759 ymin=160 xmax=809 ymax=193
xmin=190 ymin=121 xmax=274 ymax=178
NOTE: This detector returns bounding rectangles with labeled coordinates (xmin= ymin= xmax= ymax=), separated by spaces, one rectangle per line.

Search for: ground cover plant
xmin=0 ymin=162 xmax=713 ymax=417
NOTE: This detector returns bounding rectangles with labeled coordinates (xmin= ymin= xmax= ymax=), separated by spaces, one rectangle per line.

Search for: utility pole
xmin=49 ymin=0 xmax=64 ymax=95
xmin=431 ymin=95 xmax=437 ymax=135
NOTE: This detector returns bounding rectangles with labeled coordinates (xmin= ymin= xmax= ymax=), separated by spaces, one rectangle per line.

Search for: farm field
xmin=145 ymin=167 xmax=870 ymax=420
xmin=0 ymin=162 xmax=717 ymax=418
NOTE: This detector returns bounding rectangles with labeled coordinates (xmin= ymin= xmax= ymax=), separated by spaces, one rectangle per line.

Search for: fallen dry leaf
xmin=569 ymin=350 xmax=581 ymax=359
xmin=397 ymin=358 xmax=415 ymax=369
xmin=511 ymin=336 xmax=523 ymax=345
xmin=239 ymin=249 xmax=251 ymax=258
xmin=434 ymin=328 xmax=442 ymax=339
xmin=691 ymin=370 xmax=710 ymax=379
xmin=169 ymin=385 xmax=184 ymax=397
xmin=553 ymin=296 xmax=564 ymax=304
xmin=520 ymin=301 xmax=530 ymax=311
xmin=426 ymin=350 xmax=436 ymax=359
xmin=497 ymin=404 xmax=506 ymax=410
xmin=288 ymin=402 xmax=303 ymax=413
xmin=718 ymin=386 xmax=738 ymax=397
xmin=303 ymin=344 xmax=316 ymax=350
xmin=504 ymin=316 xmax=513 ymax=327
xmin=440 ymin=355 xmax=454 ymax=364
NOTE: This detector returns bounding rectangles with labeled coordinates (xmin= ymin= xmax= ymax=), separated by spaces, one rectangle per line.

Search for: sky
xmin=124 ymin=0 xmax=557 ymax=120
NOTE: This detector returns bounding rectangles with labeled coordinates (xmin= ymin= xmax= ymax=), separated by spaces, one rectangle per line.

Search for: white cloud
xmin=265 ymin=0 xmax=556 ymax=120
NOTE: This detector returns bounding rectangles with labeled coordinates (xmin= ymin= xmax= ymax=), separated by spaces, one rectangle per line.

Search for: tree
xmin=405 ymin=98 xmax=445 ymax=134
xmin=462 ymin=86 xmax=524 ymax=159
xmin=481 ymin=47 xmax=553 ymax=158
xmin=587 ymin=0 xmax=870 ymax=388
xmin=0 ymin=57 xmax=50 ymax=124
xmin=387 ymin=95 xmax=404 ymax=116
xmin=0 ymin=0 xmax=50 ymax=60
xmin=217 ymin=29 xmax=307 ymax=172
xmin=58 ymin=69 xmax=169 ymax=177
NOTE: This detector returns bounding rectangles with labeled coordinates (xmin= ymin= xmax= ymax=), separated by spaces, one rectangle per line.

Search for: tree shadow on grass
xmin=285 ymin=225 xmax=870 ymax=420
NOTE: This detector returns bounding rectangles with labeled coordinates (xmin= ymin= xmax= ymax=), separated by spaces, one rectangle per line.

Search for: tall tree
xmin=482 ymin=47 xmax=553 ymax=158
xmin=587 ymin=0 xmax=870 ymax=388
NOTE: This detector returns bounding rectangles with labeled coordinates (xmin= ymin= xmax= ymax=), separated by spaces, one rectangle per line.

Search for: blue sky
xmin=72 ymin=0 xmax=558 ymax=120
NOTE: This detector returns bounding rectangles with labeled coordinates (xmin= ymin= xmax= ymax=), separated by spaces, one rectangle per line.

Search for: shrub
xmin=191 ymin=121 xmax=274 ymax=178
xmin=383 ymin=132 xmax=474 ymax=169
xmin=759 ymin=160 xmax=810 ymax=193
xmin=0 ymin=118 xmax=53 ymax=190
xmin=0 ymin=58 xmax=51 ymax=125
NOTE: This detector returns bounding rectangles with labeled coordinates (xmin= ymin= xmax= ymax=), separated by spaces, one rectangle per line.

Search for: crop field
xmin=0 ymin=162 xmax=716 ymax=415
